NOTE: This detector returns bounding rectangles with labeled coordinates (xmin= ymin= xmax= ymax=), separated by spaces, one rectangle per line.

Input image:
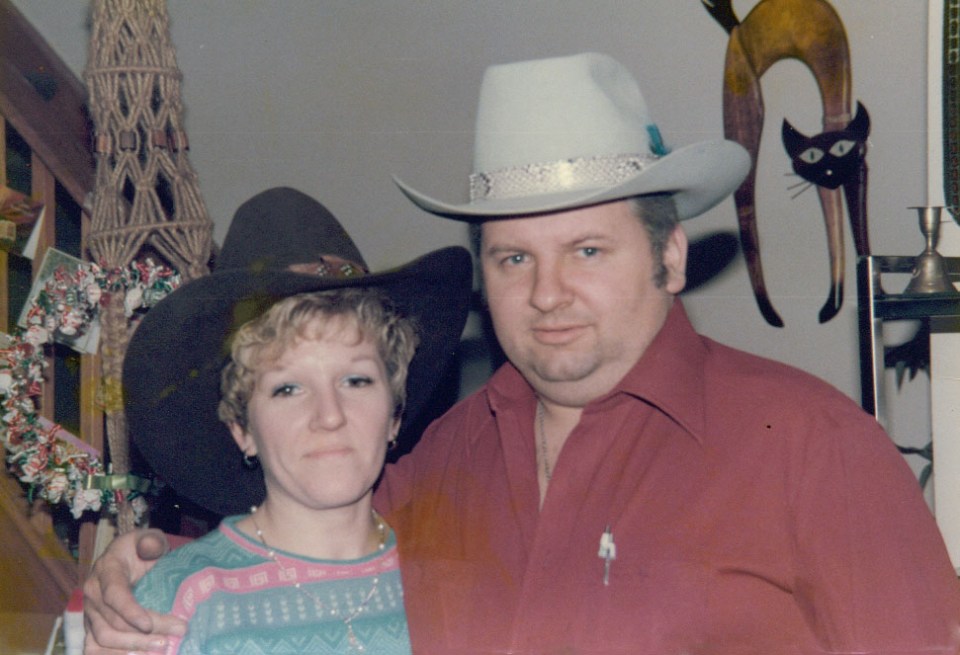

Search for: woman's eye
xmin=344 ymin=375 xmax=374 ymax=388
xmin=270 ymin=383 xmax=298 ymax=397
xmin=580 ymin=246 xmax=599 ymax=257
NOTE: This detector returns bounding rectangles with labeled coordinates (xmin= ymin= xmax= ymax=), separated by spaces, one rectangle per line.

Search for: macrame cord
xmin=84 ymin=0 xmax=214 ymax=533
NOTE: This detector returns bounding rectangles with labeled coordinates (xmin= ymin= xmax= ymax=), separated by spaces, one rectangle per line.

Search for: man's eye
xmin=503 ymin=253 xmax=526 ymax=266
xmin=580 ymin=247 xmax=600 ymax=257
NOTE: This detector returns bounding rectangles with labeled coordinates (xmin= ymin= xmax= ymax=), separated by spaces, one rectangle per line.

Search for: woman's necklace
xmin=249 ymin=505 xmax=387 ymax=653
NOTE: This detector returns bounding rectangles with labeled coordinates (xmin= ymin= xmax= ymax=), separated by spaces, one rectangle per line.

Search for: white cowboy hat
xmin=394 ymin=52 xmax=750 ymax=221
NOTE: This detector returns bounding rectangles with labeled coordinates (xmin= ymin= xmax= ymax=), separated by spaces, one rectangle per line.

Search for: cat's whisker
xmin=789 ymin=181 xmax=814 ymax=200
xmin=786 ymin=179 xmax=810 ymax=190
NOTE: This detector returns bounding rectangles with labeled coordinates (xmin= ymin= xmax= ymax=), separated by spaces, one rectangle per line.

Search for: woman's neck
xmin=240 ymin=497 xmax=385 ymax=560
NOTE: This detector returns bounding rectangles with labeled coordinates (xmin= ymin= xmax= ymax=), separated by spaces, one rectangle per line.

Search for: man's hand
xmin=82 ymin=528 xmax=187 ymax=654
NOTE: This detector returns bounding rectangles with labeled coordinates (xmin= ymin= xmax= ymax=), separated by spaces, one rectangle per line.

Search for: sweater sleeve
xmin=133 ymin=555 xmax=181 ymax=614
xmin=132 ymin=529 xmax=223 ymax=615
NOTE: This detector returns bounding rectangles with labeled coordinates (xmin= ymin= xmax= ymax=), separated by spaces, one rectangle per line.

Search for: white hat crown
xmin=474 ymin=52 xmax=661 ymax=171
xmin=394 ymin=52 xmax=750 ymax=221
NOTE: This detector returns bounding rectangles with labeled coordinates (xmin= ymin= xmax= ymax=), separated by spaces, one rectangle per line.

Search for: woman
xmin=122 ymin=187 xmax=471 ymax=654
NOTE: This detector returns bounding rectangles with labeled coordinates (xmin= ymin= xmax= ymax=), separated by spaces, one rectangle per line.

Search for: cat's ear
xmin=781 ymin=118 xmax=807 ymax=157
xmin=848 ymin=102 xmax=870 ymax=140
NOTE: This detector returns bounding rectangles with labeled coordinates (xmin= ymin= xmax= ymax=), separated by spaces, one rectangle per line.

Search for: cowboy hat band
xmin=125 ymin=187 xmax=473 ymax=516
xmin=393 ymin=51 xmax=750 ymax=221
xmin=469 ymin=153 xmax=661 ymax=203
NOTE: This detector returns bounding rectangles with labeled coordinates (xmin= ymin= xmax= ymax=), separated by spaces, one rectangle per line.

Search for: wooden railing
xmin=0 ymin=0 xmax=100 ymax=613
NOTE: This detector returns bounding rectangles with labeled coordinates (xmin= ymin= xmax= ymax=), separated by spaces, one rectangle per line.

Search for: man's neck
xmin=535 ymin=398 xmax=582 ymax=506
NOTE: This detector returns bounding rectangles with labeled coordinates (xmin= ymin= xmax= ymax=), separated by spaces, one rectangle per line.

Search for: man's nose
xmin=530 ymin=260 xmax=572 ymax=313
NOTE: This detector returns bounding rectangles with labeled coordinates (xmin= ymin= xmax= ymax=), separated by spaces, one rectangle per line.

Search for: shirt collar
xmin=485 ymin=300 xmax=707 ymax=444
xmin=614 ymin=300 xmax=707 ymax=443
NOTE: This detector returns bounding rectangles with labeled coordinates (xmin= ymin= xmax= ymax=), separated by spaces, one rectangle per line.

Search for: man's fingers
xmin=82 ymin=625 xmax=168 ymax=654
xmin=146 ymin=610 xmax=188 ymax=637
xmin=81 ymin=528 xmax=182 ymax=652
xmin=83 ymin=603 xmax=169 ymax=654
xmin=94 ymin=555 xmax=154 ymax=632
xmin=134 ymin=529 xmax=170 ymax=561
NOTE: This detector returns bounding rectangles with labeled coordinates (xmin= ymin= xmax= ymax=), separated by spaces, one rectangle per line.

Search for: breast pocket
xmin=572 ymin=558 xmax=711 ymax=653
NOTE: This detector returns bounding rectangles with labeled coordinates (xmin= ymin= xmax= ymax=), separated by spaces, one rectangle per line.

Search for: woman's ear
xmin=229 ymin=422 xmax=256 ymax=457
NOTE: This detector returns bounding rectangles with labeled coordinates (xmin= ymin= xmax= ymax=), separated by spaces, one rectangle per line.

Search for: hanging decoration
xmin=702 ymin=0 xmax=871 ymax=327
xmin=1 ymin=256 xmax=180 ymax=519
xmin=84 ymin=0 xmax=214 ymax=533
xmin=0 ymin=185 xmax=43 ymax=254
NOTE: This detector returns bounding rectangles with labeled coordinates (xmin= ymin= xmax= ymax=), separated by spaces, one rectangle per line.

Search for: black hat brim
xmin=124 ymin=246 xmax=472 ymax=516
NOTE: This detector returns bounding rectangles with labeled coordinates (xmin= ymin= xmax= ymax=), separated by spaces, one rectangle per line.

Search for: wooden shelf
xmin=0 ymin=611 xmax=63 ymax=655
xmin=0 ymin=0 xmax=100 ymax=609
xmin=0 ymin=473 xmax=77 ymax=613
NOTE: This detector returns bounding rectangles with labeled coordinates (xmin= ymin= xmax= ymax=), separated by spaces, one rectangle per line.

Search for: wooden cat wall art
xmin=702 ymin=0 xmax=871 ymax=327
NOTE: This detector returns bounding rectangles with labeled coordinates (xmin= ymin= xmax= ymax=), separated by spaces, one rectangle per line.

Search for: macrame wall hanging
xmin=84 ymin=0 xmax=214 ymax=533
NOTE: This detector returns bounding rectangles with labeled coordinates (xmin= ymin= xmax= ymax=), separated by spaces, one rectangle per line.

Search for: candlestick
xmin=904 ymin=206 xmax=958 ymax=294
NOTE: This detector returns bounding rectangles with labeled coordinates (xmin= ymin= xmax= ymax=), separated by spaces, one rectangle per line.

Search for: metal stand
xmin=857 ymin=255 xmax=960 ymax=424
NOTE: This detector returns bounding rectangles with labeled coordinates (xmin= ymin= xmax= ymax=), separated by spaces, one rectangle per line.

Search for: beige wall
xmin=13 ymin=0 xmax=938 ymax=469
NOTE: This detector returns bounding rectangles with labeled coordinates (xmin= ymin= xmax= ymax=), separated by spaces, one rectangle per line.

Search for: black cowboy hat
xmin=124 ymin=187 xmax=472 ymax=516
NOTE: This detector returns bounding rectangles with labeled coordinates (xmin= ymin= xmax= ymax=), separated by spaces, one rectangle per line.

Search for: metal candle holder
xmin=903 ymin=206 xmax=959 ymax=295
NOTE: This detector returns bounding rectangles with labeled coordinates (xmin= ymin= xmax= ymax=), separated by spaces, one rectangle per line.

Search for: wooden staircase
xmin=0 ymin=0 xmax=101 ymax=614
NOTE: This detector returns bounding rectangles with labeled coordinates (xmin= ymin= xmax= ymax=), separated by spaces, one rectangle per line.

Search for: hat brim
xmin=125 ymin=246 xmax=472 ymax=516
xmin=394 ymin=140 xmax=750 ymax=221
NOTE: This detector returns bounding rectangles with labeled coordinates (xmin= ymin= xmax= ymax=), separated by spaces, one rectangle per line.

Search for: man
xmin=86 ymin=52 xmax=960 ymax=654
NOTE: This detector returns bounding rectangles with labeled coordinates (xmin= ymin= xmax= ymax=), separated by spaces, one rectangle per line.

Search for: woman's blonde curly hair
xmin=218 ymin=288 xmax=418 ymax=430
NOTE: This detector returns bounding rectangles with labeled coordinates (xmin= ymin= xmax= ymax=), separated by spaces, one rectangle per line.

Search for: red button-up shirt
xmin=378 ymin=302 xmax=960 ymax=654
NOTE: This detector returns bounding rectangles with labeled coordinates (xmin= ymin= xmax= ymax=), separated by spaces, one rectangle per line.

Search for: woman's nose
xmin=310 ymin=390 xmax=347 ymax=431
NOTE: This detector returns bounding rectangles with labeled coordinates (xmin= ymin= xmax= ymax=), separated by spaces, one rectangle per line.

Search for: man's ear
xmin=663 ymin=225 xmax=688 ymax=294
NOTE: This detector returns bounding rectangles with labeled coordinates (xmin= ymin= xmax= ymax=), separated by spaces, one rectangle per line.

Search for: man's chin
xmin=524 ymin=351 xmax=599 ymax=383
xmin=523 ymin=361 xmax=606 ymax=402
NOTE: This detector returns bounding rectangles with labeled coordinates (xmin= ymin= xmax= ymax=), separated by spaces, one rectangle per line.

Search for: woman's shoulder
xmin=133 ymin=516 xmax=255 ymax=610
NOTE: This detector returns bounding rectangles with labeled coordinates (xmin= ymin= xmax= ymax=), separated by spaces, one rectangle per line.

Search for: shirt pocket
xmin=572 ymin=557 xmax=711 ymax=652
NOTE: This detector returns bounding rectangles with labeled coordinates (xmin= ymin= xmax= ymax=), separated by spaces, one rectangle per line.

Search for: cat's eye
xmin=798 ymin=147 xmax=824 ymax=164
xmin=829 ymin=139 xmax=856 ymax=157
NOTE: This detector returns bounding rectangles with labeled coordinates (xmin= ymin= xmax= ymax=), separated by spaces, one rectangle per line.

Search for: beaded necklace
xmin=537 ymin=400 xmax=553 ymax=482
xmin=249 ymin=505 xmax=387 ymax=653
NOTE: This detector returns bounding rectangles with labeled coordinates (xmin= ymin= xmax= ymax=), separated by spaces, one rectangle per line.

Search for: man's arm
xmin=82 ymin=529 xmax=188 ymax=654
xmin=792 ymin=406 xmax=960 ymax=651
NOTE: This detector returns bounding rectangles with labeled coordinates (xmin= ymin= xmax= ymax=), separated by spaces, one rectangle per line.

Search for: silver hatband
xmin=469 ymin=153 xmax=658 ymax=202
